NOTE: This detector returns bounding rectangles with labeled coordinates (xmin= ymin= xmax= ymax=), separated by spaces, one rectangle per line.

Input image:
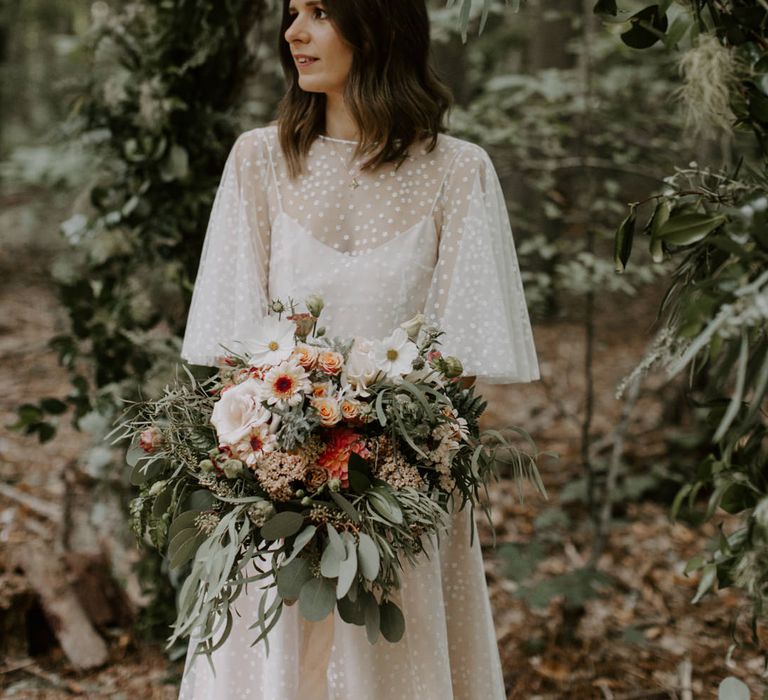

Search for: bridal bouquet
xmin=111 ymin=296 xmax=546 ymax=659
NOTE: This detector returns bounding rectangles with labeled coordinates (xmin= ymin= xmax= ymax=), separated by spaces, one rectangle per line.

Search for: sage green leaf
xmin=337 ymin=593 xmax=366 ymax=625
xmin=130 ymin=458 xmax=163 ymax=486
xmin=613 ymin=206 xmax=636 ymax=273
xmin=379 ymin=601 xmax=405 ymax=643
xmin=126 ymin=444 xmax=146 ymax=467
xmin=186 ymin=489 xmax=216 ymax=511
xmin=167 ymin=526 xmax=197 ymax=560
xmin=169 ymin=510 xmax=203 ymax=541
xmin=357 ymin=532 xmax=380 ymax=581
xmin=282 ymin=525 xmax=317 ymax=566
xmin=364 ymin=593 xmax=380 ymax=643
xmin=691 ymin=563 xmax=717 ymax=604
xmin=648 ymin=198 xmax=671 ymax=263
xmin=276 ymin=557 xmax=312 ymax=599
xmin=261 ymin=511 xmax=305 ymax=540
xmin=329 ymin=491 xmax=361 ymax=522
xmin=336 ymin=535 xmax=358 ymax=599
xmin=299 ymin=577 xmax=336 ymax=621
xmin=170 ymin=532 xmax=204 ymax=569
xmin=320 ymin=540 xmax=346 ymax=578
xmin=368 ymin=487 xmax=403 ymax=525
xmin=657 ymin=213 xmax=726 ymax=246
xmin=375 ymin=390 xmax=388 ymax=426
xmin=326 ymin=523 xmax=345 ymax=559
xmin=152 ymin=486 xmax=173 ymax=518
xmin=620 ymin=5 xmax=668 ymax=49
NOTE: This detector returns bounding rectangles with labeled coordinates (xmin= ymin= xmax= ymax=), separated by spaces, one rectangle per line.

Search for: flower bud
xmin=301 ymin=496 xmax=312 ymax=506
xmin=248 ymin=500 xmax=276 ymax=527
xmin=400 ymin=312 xmax=426 ymax=341
xmin=441 ymin=356 xmax=464 ymax=379
xmin=315 ymin=326 xmax=326 ymax=337
xmin=305 ymin=294 xmax=325 ymax=318
xmin=139 ymin=426 xmax=163 ymax=453
xmin=327 ymin=478 xmax=342 ymax=492
xmin=198 ymin=459 xmax=215 ymax=473
xmin=295 ymin=489 xmax=305 ymax=498
xmin=270 ymin=299 xmax=285 ymax=313
xmin=222 ymin=458 xmax=244 ymax=479
xmin=411 ymin=356 xmax=425 ymax=370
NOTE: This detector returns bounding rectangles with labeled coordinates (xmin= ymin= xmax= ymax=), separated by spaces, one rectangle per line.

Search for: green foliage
xmin=448 ymin=5 xmax=687 ymax=317
xmin=12 ymin=0 xmax=266 ymax=441
xmin=607 ymin=0 xmax=768 ymax=664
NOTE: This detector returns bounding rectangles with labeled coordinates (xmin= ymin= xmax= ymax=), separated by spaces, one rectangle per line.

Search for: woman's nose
xmin=284 ymin=15 xmax=308 ymax=44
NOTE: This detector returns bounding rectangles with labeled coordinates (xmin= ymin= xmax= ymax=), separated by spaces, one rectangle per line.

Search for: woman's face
xmin=285 ymin=1 xmax=354 ymax=96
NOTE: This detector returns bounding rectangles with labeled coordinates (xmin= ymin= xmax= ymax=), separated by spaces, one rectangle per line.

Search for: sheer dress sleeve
xmin=180 ymin=131 xmax=271 ymax=366
xmin=424 ymin=144 xmax=540 ymax=384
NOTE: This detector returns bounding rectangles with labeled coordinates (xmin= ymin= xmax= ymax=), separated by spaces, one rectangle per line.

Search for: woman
xmin=178 ymin=0 xmax=539 ymax=697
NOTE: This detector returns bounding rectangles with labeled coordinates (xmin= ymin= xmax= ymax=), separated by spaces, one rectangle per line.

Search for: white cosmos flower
xmin=210 ymin=378 xmax=270 ymax=446
xmin=263 ymin=359 xmax=312 ymax=409
xmin=241 ymin=316 xmax=296 ymax=366
xmin=373 ymin=327 xmax=419 ymax=378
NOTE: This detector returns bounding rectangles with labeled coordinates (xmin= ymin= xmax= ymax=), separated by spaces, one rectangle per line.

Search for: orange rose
xmin=311 ymin=396 xmax=342 ymax=427
xmin=317 ymin=350 xmax=344 ymax=375
xmin=291 ymin=343 xmax=318 ymax=370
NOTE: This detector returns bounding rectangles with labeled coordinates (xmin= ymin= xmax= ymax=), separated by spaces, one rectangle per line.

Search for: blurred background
xmin=1 ymin=0 xmax=766 ymax=697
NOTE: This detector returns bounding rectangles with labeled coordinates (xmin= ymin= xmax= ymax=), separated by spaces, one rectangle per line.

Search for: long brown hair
xmin=276 ymin=0 xmax=453 ymax=179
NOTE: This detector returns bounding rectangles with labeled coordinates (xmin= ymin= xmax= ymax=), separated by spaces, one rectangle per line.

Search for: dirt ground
xmin=0 ymin=208 xmax=766 ymax=698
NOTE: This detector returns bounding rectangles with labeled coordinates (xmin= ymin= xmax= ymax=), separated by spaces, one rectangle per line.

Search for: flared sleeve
xmin=180 ymin=130 xmax=271 ymax=366
xmin=424 ymin=143 xmax=540 ymax=384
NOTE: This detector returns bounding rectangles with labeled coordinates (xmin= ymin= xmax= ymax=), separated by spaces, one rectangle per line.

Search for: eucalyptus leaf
xmin=170 ymin=533 xmax=204 ymax=569
xmin=261 ymin=511 xmax=306 ymax=540
xmin=320 ymin=539 xmax=346 ymax=578
xmin=326 ymin=523 xmax=346 ymax=558
xmin=364 ymin=593 xmax=381 ymax=643
xmin=379 ymin=600 xmax=405 ymax=643
xmin=329 ymin=491 xmax=361 ymax=522
xmin=337 ymin=593 xmax=366 ymax=625
xmin=169 ymin=510 xmax=203 ymax=541
xmin=276 ymin=557 xmax=312 ymax=599
xmin=357 ymin=532 xmax=380 ymax=581
xmin=299 ymin=577 xmax=336 ymax=621
xmin=282 ymin=524 xmax=317 ymax=566
xmin=336 ymin=535 xmax=358 ymax=599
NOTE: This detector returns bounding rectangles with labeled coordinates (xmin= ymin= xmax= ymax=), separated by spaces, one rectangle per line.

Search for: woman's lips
xmin=295 ymin=56 xmax=319 ymax=69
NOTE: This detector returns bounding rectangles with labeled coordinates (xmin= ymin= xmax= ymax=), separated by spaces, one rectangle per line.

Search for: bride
xmin=178 ymin=0 xmax=540 ymax=697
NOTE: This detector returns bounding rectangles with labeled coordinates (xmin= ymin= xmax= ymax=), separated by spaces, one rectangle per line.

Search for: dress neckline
xmin=318 ymin=134 xmax=359 ymax=144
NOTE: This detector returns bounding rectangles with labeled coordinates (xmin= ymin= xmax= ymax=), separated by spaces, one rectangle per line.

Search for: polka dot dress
xmin=178 ymin=124 xmax=540 ymax=699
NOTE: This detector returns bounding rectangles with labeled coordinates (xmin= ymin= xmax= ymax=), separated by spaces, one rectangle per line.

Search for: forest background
xmin=1 ymin=0 xmax=766 ymax=697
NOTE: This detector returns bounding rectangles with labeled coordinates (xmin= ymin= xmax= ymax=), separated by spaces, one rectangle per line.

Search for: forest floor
xmin=0 ymin=196 xmax=766 ymax=699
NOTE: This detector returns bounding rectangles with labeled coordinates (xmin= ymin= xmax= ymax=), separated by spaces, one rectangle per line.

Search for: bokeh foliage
xmin=603 ymin=0 xmax=768 ymax=664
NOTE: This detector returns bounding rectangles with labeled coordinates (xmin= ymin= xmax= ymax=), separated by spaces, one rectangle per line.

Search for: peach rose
xmin=311 ymin=380 xmax=334 ymax=398
xmin=291 ymin=342 xmax=319 ymax=370
xmin=340 ymin=397 xmax=361 ymax=421
xmin=317 ymin=350 xmax=344 ymax=375
xmin=311 ymin=396 xmax=342 ymax=427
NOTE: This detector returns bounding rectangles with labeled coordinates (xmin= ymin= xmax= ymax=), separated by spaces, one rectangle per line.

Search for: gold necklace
xmin=326 ymin=137 xmax=361 ymax=190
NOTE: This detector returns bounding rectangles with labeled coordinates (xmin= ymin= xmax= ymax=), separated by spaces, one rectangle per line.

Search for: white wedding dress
xmin=178 ymin=123 xmax=539 ymax=700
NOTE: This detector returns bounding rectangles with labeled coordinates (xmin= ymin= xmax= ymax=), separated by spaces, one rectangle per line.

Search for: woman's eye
xmin=314 ymin=8 xmax=328 ymax=19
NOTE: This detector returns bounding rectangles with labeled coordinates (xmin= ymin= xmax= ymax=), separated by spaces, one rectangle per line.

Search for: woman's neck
xmin=324 ymin=92 xmax=359 ymax=142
